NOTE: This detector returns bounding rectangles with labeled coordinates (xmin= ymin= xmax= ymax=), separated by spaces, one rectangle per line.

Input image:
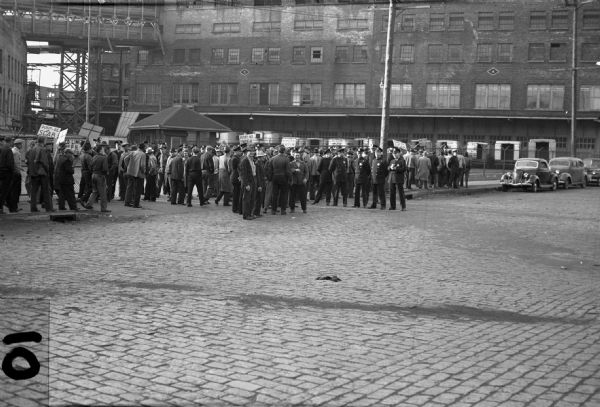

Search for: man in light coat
xmin=124 ymin=144 xmax=146 ymax=208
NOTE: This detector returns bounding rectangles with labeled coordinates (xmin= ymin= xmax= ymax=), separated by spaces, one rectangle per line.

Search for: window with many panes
xmin=172 ymin=83 xmax=199 ymax=104
xmin=577 ymin=138 xmax=596 ymax=150
xmin=228 ymin=49 xmax=240 ymax=64
xmin=526 ymin=85 xmax=564 ymax=110
xmin=549 ymin=43 xmax=567 ymax=62
xmin=426 ymin=84 xmax=460 ymax=108
xmin=448 ymin=13 xmax=464 ymax=30
xmin=400 ymin=14 xmax=415 ymax=31
xmin=210 ymin=83 xmax=237 ymax=105
xmin=475 ymin=84 xmax=510 ymax=109
xmin=337 ymin=18 xmax=368 ymax=31
xmin=136 ymin=83 xmax=161 ymax=105
xmin=254 ymin=10 xmax=281 ymax=32
xmin=335 ymin=46 xmax=349 ymax=63
xmin=252 ymin=48 xmax=265 ymax=64
xmin=213 ymin=22 xmax=240 ymax=33
xmin=211 ymin=48 xmax=225 ymax=64
xmin=528 ymin=43 xmax=545 ymax=61
xmin=249 ymin=83 xmax=279 ymax=106
xmin=334 ymin=83 xmax=366 ymax=107
xmin=380 ymin=84 xmax=412 ymax=108
xmin=556 ymin=137 xmax=567 ymax=149
xmin=189 ymin=49 xmax=201 ymax=64
xmin=138 ymin=50 xmax=149 ymax=65
xmin=268 ymin=48 xmax=280 ymax=64
xmin=478 ymin=12 xmax=494 ymax=30
xmin=582 ymin=10 xmax=600 ymax=29
xmin=353 ymin=46 xmax=368 ymax=63
xmin=292 ymin=83 xmax=321 ymax=106
xmin=448 ymin=44 xmax=462 ymax=62
xmin=311 ymin=47 xmax=323 ymax=63
xmin=399 ymin=45 xmax=414 ymax=63
xmin=580 ymin=85 xmax=600 ymax=111
xmin=498 ymin=12 xmax=514 ymax=30
xmin=530 ymin=11 xmax=546 ymax=30
xmin=292 ymin=47 xmax=306 ymax=63
xmin=428 ymin=44 xmax=443 ymax=62
xmin=173 ymin=49 xmax=186 ymax=64
xmin=175 ymin=24 xmax=202 ymax=34
xmin=551 ymin=10 xmax=569 ymax=30
xmin=497 ymin=44 xmax=513 ymax=62
xmin=294 ymin=12 xmax=323 ymax=30
xmin=476 ymin=44 xmax=493 ymax=62
xmin=429 ymin=14 xmax=445 ymax=31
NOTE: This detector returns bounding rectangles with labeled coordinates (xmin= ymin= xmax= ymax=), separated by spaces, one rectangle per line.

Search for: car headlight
xmin=555 ymin=170 xmax=560 ymax=174
xmin=523 ymin=172 xmax=529 ymax=178
xmin=593 ymin=171 xmax=597 ymax=175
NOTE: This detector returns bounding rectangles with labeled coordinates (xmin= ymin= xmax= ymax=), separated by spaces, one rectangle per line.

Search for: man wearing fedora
xmin=239 ymin=145 xmax=257 ymax=220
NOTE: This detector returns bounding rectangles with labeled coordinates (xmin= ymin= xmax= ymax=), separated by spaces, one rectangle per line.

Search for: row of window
xmin=135 ymin=82 xmax=600 ymax=112
xmin=172 ymin=9 xmax=600 ymax=34
xmin=0 ymin=50 xmax=26 ymax=84
xmin=0 ymin=87 xmax=23 ymax=118
xmin=140 ymin=42 xmax=600 ymax=66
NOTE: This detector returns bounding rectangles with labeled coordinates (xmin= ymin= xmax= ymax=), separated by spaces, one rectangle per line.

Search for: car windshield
xmin=584 ymin=158 xmax=600 ymax=167
xmin=549 ymin=159 xmax=570 ymax=166
xmin=515 ymin=160 xmax=539 ymax=169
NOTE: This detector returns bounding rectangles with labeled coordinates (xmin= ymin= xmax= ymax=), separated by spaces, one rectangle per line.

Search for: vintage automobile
xmin=548 ymin=157 xmax=588 ymax=189
xmin=583 ymin=157 xmax=600 ymax=186
xmin=500 ymin=158 xmax=558 ymax=192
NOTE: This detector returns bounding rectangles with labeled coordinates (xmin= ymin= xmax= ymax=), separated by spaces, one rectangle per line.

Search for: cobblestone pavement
xmin=0 ymin=187 xmax=599 ymax=406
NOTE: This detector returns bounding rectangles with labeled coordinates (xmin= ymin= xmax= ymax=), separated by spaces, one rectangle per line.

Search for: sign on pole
xmin=37 ymin=124 xmax=62 ymax=139
xmin=56 ymin=129 xmax=68 ymax=144
xmin=392 ymin=140 xmax=407 ymax=150
xmin=281 ymin=137 xmax=297 ymax=148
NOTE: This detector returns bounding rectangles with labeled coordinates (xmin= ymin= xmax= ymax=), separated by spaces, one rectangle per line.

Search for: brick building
xmin=0 ymin=16 xmax=27 ymax=133
xmin=121 ymin=0 xmax=600 ymax=157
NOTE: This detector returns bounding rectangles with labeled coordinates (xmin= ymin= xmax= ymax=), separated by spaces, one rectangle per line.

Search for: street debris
xmin=316 ymin=275 xmax=341 ymax=282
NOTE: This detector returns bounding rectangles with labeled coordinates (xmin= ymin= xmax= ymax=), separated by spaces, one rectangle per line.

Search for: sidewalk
xmin=0 ymin=179 xmax=500 ymax=223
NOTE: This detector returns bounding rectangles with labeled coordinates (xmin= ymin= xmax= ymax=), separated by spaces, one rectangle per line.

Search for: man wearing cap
xmin=329 ymin=147 xmax=350 ymax=207
xmin=239 ymin=145 xmax=257 ymax=220
xmin=0 ymin=136 xmax=15 ymax=214
xmin=253 ymin=149 xmax=267 ymax=217
xmin=84 ymin=144 xmax=110 ymax=212
xmin=370 ymin=146 xmax=388 ymax=209
xmin=169 ymin=148 xmax=185 ymax=205
xmin=267 ymin=145 xmax=292 ymax=215
xmin=289 ymin=151 xmax=308 ymax=214
xmin=313 ymin=149 xmax=333 ymax=206
xmin=229 ymin=145 xmax=243 ymax=214
xmin=7 ymin=138 xmax=25 ymax=212
xmin=56 ymin=149 xmax=79 ymax=210
xmin=353 ymin=148 xmax=371 ymax=208
xmin=28 ymin=136 xmax=54 ymax=212
xmin=388 ymin=148 xmax=407 ymax=211
xmin=184 ymin=147 xmax=203 ymax=207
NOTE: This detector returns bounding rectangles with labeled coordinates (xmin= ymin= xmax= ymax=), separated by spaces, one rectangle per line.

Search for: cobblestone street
xmin=1 ymin=188 xmax=599 ymax=407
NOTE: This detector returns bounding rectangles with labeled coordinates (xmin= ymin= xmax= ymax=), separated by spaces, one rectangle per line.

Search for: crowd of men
xmin=0 ymin=135 xmax=471 ymax=219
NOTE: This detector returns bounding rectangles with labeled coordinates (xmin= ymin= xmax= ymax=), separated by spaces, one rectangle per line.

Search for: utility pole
xmin=379 ymin=0 xmax=396 ymax=149
xmin=570 ymin=0 xmax=578 ymax=157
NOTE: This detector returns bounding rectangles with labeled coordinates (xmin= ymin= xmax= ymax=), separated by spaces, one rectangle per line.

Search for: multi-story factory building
xmin=124 ymin=0 xmax=600 ymax=157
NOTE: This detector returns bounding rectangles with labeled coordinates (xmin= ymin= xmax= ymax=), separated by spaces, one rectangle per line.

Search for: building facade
xmin=122 ymin=0 xmax=600 ymax=157
xmin=0 ymin=16 xmax=27 ymax=133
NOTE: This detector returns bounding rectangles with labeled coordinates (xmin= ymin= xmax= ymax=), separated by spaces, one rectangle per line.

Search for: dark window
xmin=581 ymin=43 xmax=600 ymax=61
xmin=549 ymin=43 xmax=567 ymax=62
xmin=173 ymin=49 xmax=186 ymax=64
xmin=551 ymin=10 xmax=569 ymax=30
xmin=448 ymin=13 xmax=464 ymax=30
xmin=478 ymin=12 xmax=494 ymax=30
xmin=498 ymin=12 xmax=514 ymax=30
xmin=530 ymin=11 xmax=547 ymax=30
xmin=335 ymin=46 xmax=349 ymax=63
xmin=400 ymin=14 xmax=415 ymax=31
xmin=254 ymin=0 xmax=281 ymax=5
xmin=353 ymin=46 xmax=368 ymax=63
xmin=189 ymin=49 xmax=201 ymax=64
xmin=429 ymin=14 xmax=445 ymax=31
xmin=583 ymin=10 xmax=600 ymax=29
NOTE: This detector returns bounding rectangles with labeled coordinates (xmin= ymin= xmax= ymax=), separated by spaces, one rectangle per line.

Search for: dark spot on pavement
xmin=98 ymin=279 xmax=206 ymax=292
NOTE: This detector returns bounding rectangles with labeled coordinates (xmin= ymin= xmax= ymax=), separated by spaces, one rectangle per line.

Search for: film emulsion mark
xmin=0 ymin=297 xmax=50 ymax=407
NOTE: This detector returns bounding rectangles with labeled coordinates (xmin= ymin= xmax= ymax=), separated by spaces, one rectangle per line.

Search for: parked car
xmin=500 ymin=158 xmax=558 ymax=192
xmin=583 ymin=158 xmax=600 ymax=186
xmin=548 ymin=157 xmax=588 ymax=189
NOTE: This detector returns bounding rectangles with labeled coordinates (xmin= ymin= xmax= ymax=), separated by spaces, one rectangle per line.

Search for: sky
xmin=27 ymin=44 xmax=66 ymax=89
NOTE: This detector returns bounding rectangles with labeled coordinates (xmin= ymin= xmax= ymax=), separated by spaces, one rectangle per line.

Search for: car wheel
xmin=551 ymin=179 xmax=558 ymax=191
xmin=532 ymin=181 xmax=539 ymax=193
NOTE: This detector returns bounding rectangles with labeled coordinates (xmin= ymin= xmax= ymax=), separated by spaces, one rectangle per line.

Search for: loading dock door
xmin=536 ymin=142 xmax=550 ymax=161
xmin=500 ymin=143 xmax=514 ymax=161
